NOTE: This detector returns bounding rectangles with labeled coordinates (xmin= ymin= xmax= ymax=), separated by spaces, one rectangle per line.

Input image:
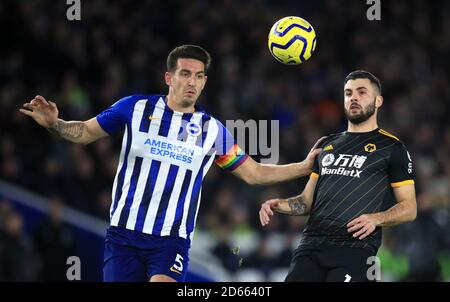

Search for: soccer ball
xmin=268 ymin=16 xmax=317 ymax=65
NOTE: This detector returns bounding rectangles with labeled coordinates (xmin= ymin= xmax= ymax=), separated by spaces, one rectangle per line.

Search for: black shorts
xmin=285 ymin=245 xmax=378 ymax=282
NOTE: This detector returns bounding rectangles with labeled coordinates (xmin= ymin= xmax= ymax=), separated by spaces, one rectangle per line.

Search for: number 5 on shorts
xmin=172 ymin=254 xmax=184 ymax=272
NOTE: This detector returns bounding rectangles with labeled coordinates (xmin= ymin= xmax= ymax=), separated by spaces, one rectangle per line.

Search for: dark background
xmin=0 ymin=0 xmax=449 ymax=281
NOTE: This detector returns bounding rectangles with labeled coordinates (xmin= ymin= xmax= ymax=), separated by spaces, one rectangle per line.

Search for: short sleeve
xmin=311 ymin=137 xmax=331 ymax=179
xmin=311 ymin=158 xmax=320 ymax=179
xmin=388 ymin=142 xmax=415 ymax=187
xmin=96 ymin=96 xmax=134 ymax=135
xmin=213 ymin=120 xmax=248 ymax=172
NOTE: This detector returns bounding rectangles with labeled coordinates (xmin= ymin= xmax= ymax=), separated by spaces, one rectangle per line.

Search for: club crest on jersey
xmin=186 ymin=122 xmax=201 ymax=137
xmin=322 ymin=154 xmax=335 ymax=167
xmin=364 ymin=143 xmax=376 ymax=153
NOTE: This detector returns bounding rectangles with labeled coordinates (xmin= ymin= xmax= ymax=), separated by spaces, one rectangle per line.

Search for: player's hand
xmin=303 ymin=136 xmax=327 ymax=172
xmin=20 ymin=95 xmax=59 ymax=128
xmin=259 ymin=199 xmax=281 ymax=226
xmin=346 ymin=214 xmax=381 ymax=240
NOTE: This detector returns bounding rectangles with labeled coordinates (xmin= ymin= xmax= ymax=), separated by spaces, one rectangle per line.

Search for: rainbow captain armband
xmin=214 ymin=144 xmax=249 ymax=171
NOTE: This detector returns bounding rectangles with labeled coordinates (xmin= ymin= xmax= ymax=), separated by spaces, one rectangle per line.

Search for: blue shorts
xmin=103 ymin=226 xmax=190 ymax=282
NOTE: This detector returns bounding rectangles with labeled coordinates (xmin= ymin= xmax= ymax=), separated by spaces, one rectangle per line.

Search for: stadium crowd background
xmin=0 ymin=0 xmax=449 ymax=281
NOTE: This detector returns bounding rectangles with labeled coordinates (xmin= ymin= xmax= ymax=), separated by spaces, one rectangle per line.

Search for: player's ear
xmin=165 ymin=71 xmax=172 ymax=86
xmin=375 ymin=95 xmax=383 ymax=108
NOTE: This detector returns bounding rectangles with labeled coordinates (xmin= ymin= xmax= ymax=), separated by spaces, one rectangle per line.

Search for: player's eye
xmin=196 ymin=74 xmax=204 ymax=79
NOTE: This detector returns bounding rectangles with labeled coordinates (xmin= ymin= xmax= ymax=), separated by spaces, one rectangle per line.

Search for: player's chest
xmin=318 ymin=141 xmax=390 ymax=177
xmin=127 ymin=124 xmax=210 ymax=169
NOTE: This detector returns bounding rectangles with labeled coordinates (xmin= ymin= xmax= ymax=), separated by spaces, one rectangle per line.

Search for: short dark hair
xmin=344 ymin=70 xmax=382 ymax=95
xmin=166 ymin=45 xmax=211 ymax=73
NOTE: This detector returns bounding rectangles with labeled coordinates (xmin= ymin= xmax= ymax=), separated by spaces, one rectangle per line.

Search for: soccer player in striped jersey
xmin=260 ymin=70 xmax=417 ymax=282
xmin=20 ymin=45 xmax=323 ymax=282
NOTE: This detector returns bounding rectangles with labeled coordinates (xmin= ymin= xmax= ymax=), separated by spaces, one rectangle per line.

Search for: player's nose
xmin=187 ymin=75 xmax=196 ymax=86
xmin=350 ymin=96 xmax=360 ymax=103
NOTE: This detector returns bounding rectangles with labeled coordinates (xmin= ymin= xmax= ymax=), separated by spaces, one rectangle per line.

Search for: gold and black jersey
xmin=300 ymin=128 xmax=415 ymax=253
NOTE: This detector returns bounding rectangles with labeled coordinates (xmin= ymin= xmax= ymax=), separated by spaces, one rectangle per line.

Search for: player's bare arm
xmin=278 ymin=196 xmax=309 ymax=215
xmin=376 ymin=184 xmax=417 ymax=226
xmin=47 ymin=118 xmax=107 ymax=144
xmin=232 ymin=157 xmax=311 ymax=185
xmin=20 ymin=95 xmax=108 ymax=144
xmin=232 ymin=136 xmax=326 ymax=185
xmin=347 ymin=184 xmax=417 ymax=240
xmin=259 ymin=174 xmax=318 ymax=226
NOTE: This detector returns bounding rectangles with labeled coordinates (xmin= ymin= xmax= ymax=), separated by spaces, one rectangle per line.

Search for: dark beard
xmin=345 ymin=100 xmax=376 ymax=124
xmin=181 ymin=97 xmax=196 ymax=107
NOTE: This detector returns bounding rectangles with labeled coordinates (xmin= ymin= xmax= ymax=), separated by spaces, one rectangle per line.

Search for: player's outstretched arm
xmin=232 ymin=136 xmax=326 ymax=185
xmin=20 ymin=95 xmax=108 ymax=144
xmin=259 ymin=174 xmax=318 ymax=226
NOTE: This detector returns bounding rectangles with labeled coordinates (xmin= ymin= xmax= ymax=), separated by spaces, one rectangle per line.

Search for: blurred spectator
xmin=33 ymin=197 xmax=77 ymax=281
xmin=391 ymin=192 xmax=450 ymax=281
xmin=212 ymin=225 xmax=241 ymax=273
xmin=0 ymin=210 xmax=38 ymax=281
xmin=243 ymin=237 xmax=276 ymax=280
xmin=0 ymin=199 xmax=14 ymax=229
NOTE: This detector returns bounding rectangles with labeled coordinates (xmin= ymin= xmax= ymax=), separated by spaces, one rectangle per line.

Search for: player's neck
xmin=166 ymin=95 xmax=195 ymax=114
xmin=347 ymin=119 xmax=378 ymax=133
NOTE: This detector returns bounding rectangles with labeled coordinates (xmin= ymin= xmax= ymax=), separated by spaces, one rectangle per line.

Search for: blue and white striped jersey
xmin=96 ymin=95 xmax=248 ymax=241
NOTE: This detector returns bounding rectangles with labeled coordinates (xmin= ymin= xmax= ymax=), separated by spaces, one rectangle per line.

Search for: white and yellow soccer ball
xmin=268 ymin=16 xmax=317 ymax=65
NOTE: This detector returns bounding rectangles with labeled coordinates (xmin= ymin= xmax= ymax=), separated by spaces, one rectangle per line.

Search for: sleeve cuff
xmin=390 ymin=180 xmax=415 ymax=188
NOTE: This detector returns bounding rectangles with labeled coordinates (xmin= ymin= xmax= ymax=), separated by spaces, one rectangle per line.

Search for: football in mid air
xmin=268 ymin=16 xmax=317 ymax=65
